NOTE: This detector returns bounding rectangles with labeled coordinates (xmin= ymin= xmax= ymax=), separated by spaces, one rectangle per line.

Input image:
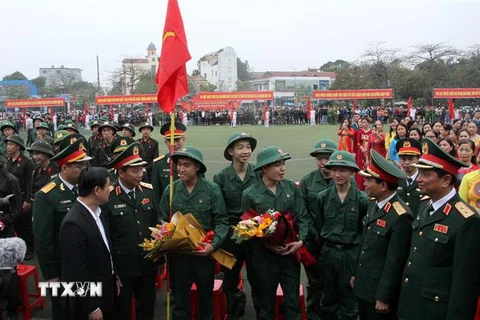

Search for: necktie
xmin=128 ymin=191 xmax=135 ymax=200
xmin=72 ymin=186 xmax=79 ymax=196
xmin=425 ymin=202 xmax=434 ymax=215
xmin=407 ymin=178 xmax=413 ymax=186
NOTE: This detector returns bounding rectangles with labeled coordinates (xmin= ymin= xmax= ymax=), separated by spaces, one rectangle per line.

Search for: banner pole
xmin=166 ymin=110 xmax=176 ymax=320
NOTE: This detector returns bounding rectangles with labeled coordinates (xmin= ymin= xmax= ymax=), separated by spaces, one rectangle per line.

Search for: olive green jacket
xmin=315 ymin=184 xmax=370 ymax=244
xmin=159 ymin=177 xmax=228 ymax=250
xmin=102 ymin=181 xmax=157 ymax=278
xmin=353 ymin=194 xmax=413 ymax=304
xmin=241 ymin=178 xmax=310 ymax=242
xmin=32 ymin=176 xmax=77 ymax=280
xmin=398 ymin=193 xmax=480 ymax=320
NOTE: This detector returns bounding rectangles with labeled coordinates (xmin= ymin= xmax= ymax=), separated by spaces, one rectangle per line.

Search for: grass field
xmin=129 ymin=124 xmax=340 ymax=181
xmin=21 ymin=124 xmax=341 ymax=320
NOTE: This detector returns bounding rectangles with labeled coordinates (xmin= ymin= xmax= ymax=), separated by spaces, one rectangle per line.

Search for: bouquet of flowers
xmin=139 ymin=211 xmax=236 ymax=269
xmin=233 ymin=209 xmax=318 ymax=267
xmin=232 ymin=209 xmax=281 ymax=243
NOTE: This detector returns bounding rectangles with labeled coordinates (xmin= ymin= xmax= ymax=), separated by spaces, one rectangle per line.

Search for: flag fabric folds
xmin=155 ymin=0 xmax=191 ymax=114
xmin=407 ymin=96 xmax=412 ymax=117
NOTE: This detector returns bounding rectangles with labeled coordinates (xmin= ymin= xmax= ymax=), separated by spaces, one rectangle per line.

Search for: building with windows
xmin=39 ymin=65 xmax=82 ymax=87
xmin=249 ymin=71 xmax=336 ymax=103
xmin=199 ymin=47 xmax=238 ymax=91
xmin=120 ymin=42 xmax=159 ymax=94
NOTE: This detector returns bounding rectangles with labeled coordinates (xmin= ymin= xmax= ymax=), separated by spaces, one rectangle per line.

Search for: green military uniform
xmin=33 ymin=139 xmax=92 ymax=320
xmin=213 ymin=132 xmax=259 ymax=319
xmin=0 ymin=120 xmax=17 ymax=155
xmin=398 ymin=138 xmax=480 ymax=320
xmin=107 ymin=137 xmax=138 ymax=185
xmin=242 ymin=146 xmax=310 ymax=320
xmin=152 ymin=122 xmax=187 ymax=208
xmin=102 ymin=142 xmax=157 ymax=320
xmin=353 ymin=150 xmax=413 ymax=320
xmin=88 ymin=120 xmax=104 ymax=152
xmin=93 ymin=121 xmax=117 ymax=168
xmin=28 ymin=116 xmax=44 ymax=147
xmin=395 ymin=138 xmax=424 ymax=217
xmin=137 ymin=123 xmax=159 ymax=182
xmin=315 ymin=151 xmax=369 ymax=320
xmin=5 ymin=135 xmax=36 ymax=257
xmin=33 ymin=122 xmax=54 ymax=146
xmin=299 ymin=139 xmax=346 ymax=320
xmin=159 ymin=146 xmax=228 ymax=320
xmin=28 ymin=141 xmax=59 ymax=194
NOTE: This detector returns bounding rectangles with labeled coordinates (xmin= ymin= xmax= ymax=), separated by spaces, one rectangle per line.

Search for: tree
xmin=237 ymin=58 xmax=253 ymax=81
xmin=31 ymin=76 xmax=46 ymax=91
xmin=109 ymin=57 xmax=151 ymax=95
xmin=2 ymin=71 xmax=27 ymax=81
xmin=70 ymin=81 xmax=98 ymax=104
xmin=319 ymin=60 xmax=351 ymax=72
xmin=133 ymin=73 xmax=157 ymax=94
xmin=236 ymin=80 xmax=251 ymax=91
xmin=200 ymin=83 xmax=217 ymax=92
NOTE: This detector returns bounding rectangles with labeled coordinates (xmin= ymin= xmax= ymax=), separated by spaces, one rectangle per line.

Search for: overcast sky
xmin=0 ymin=0 xmax=479 ymax=89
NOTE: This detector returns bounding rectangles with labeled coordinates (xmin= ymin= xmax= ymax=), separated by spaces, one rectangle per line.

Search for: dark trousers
xmin=14 ymin=207 xmax=34 ymax=254
xmin=319 ymin=245 xmax=358 ymax=320
xmin=114 ymin=272 xmax=156 ymax=320
xmin=304 ymin=239 xmax=323 ymax=320
xmin=251 ymin=242 xmax=302 ymax=320
xmin=50 ymin=290 xmax=70 ymax=320
xmin=169 ymin=253 xmax=215 ymax=320
xmin=220 ymin=235 xmax=249 ymax=319
xmin=357 ymin=298 xmax=398 ymax=320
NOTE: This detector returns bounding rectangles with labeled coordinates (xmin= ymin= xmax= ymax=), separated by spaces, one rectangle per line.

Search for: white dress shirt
xmin=377 ymin=192 xmax=397 ymax=210
xmin=430 ymin=187 xmax=456 ymax=216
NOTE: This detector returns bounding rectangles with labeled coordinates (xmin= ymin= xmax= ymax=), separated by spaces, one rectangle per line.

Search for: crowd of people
xmin=1 ymin=105 xmax=480 ymax=320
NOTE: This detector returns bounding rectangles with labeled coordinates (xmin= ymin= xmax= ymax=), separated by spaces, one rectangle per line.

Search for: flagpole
xmin=166 ymin=110 xmax=176 ymax=320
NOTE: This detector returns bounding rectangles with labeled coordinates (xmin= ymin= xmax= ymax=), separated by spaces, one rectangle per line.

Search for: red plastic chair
xmin=16 ymin=264 xmax=46 ymax=320
xmin=190 ymin=279 xmax=226 ymax=320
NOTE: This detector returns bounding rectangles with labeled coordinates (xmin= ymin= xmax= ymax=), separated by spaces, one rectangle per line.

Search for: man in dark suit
xmin=60 ymin=167 xmax=119 ymax=320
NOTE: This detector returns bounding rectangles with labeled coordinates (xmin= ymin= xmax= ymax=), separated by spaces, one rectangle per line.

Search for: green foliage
xmin=2 ymin=71 xmax=27 ymax=81
xmin=237 ymin=58 xmax=253 ymax=81
xmin=70 ymin=81 xmax=98 ymax=103
xmin=2 ymin=84 xmax=30 ymax=99
xmin=236 ymin=80 xmax=251 ymax=91
xmin=320 ymin=60 xmax=351 ymax=72
xmin=200 ymin=83 xmax=217 ymax=92
xmin=133 ymin=73 xmax=157 ymax=94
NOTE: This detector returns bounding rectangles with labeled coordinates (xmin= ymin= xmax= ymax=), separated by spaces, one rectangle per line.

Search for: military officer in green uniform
xmin=107 ymin=136 xmax=136 ymax=184
xmin=213 ymin=132 xmax=258 ymax=319
xmin=0 ymin=120 xmax=17 ymax=156
xmin=351 ymin=150 xmax=413 ymax=320
xmin=242 ymin=146 xmax=310 ymax=320
xmin=152 ymin=121 xmax=186 ymax=209
xmin=299 ymin=139 xmax=354 ymax=320
xmin=88 ymin=119 xmax=104 ymax=152
xmin=397 ymin=138 xmax=480 ymax=320
xmin=159 ymin=146 xmax=228 ymax=320
xmin=120 ymin=123 xmax=136 ymax=138
xmin=395 ymin=138 xmax=424 ymax=217
xmin=33 ymin=122 xmax=54 ymax=146
xmin=33 ymin=138 xmax=92 ymax=320
xmin=5 ymin=134 xmax=36 ymax=259
xmin=28 ymin=115 xmax=44 ymax=146
xmin=314 ymin=151 xmax=370 ymax=320
xmin=93 ymin=121 xmax=117 ymax=168
xmin=62 ymin=120 xmax=80 ymax=135
xmin=137 ymin=122 xmax=159 ymax=182
xmin=28 ymin=140 xmax=59 ymax=194
xmin=102 ymin=142 xmax=158 ymax=320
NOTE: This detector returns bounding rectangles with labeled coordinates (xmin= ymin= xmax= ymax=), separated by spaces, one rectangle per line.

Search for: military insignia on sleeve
xmin=141 ymin=198 xmax=150 ymax=205
xmin=41 ymin=181 xmax=56 ymax=193
xmin=433 ymin=223 xmax=449 ymax=234
xmin=392 ymin=202 xmax=407 ymax=215
xmin=376 ymin=219 xmax=387 ymax=228
xmin=455 ymin=202 xmax=475 ymax=218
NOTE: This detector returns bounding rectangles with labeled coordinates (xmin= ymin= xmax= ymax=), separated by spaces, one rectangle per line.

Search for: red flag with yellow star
xmin=156 ymin=0 xmax=191 ymax=114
